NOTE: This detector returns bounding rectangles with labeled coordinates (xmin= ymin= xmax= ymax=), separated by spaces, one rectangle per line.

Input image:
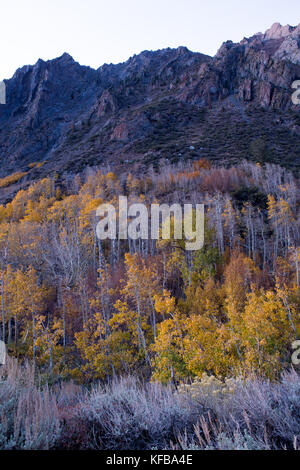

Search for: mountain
xmin=0 ymin=22 xmax=300 ymax=199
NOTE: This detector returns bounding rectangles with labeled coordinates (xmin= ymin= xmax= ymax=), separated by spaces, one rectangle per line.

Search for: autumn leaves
xmin=0 ymin=161 xmax=298 ymax=382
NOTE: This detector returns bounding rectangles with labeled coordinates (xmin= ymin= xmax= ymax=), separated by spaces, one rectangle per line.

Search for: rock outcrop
xmin=0 ymin=22 xmax=299 ymax=195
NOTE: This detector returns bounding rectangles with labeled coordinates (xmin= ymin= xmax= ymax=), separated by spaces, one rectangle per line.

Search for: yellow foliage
xmin=0 ymin=171 xmax=27 ymax=188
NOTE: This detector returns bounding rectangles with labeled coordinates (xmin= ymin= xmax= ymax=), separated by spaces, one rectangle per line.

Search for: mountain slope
xmin=0 ymin=22 xmax=300 ymax=198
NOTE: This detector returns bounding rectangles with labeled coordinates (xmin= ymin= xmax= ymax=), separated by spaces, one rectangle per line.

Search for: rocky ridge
xmin=0 ymin=22 xmax=300 ymax=199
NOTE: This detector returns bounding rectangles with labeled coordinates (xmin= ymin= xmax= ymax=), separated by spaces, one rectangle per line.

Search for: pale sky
xmin=1 ymin=0 xmax=300 ymax=80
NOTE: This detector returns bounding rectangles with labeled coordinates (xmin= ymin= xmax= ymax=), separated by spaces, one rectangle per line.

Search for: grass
xmin=0 ymin=357 xmax=300 ymax=450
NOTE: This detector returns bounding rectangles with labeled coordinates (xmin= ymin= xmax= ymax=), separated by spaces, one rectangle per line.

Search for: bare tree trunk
xmin=14 ymin=313 xmax=17 ymax=347
xmin=1 ymin=272 xmax=5 ymax=342
xmin=8 ymin=317 xmax=12 ymax=344
xmin=49 ymin=342 xmax=53 ymax=374
xmin=32 ymin=314 xmax=36 ymax=365
xmin=295 ymin=247 xmax=299 ymax=288
xmin=58 ymin=281 xmax=66 ymax=357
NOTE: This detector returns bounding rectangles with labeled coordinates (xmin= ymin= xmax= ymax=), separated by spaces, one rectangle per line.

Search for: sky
xmin=1 ymin=0 xmax=300 ymax=80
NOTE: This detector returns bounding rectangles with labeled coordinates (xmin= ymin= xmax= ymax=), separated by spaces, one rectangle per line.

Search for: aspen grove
xmin=0 ymin=158 xmax=299 ymax=383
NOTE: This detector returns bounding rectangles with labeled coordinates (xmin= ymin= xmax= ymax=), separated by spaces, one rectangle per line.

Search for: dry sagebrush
xmin=176 ymin=370 xmax=300 ymax=450
xmin=0 ymin=358 xmax=300 ymax=450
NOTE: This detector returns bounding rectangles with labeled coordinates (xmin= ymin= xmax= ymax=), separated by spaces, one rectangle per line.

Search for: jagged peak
xmin=53 ymin=52 xmax=75 ymax=64
xmin=263 ymin=22 xmax=299 ymax=40
xmin=11 ymin=53 xmax=76 ymax=80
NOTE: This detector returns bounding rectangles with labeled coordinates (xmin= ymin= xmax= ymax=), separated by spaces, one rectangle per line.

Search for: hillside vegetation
xmin=0 ymin=159 xmax=298 ymax=384
xmin=0 ymin=358 xmax=300 ymax=450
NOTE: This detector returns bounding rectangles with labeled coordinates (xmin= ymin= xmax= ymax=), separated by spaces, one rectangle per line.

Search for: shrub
xmin=1 ymin=358 xmax=300 ymax=450
xmin=64 ymin=376 xmax=202 ymax=450
xmin=0 ymin=358 xmax=60 ymax=449
xmin=176 ymin=370 xmax=300 ymax=450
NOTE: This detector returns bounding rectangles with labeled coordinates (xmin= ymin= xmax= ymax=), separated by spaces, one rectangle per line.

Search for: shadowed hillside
xmin=0 ymin=23 xmax=300 ymax=202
